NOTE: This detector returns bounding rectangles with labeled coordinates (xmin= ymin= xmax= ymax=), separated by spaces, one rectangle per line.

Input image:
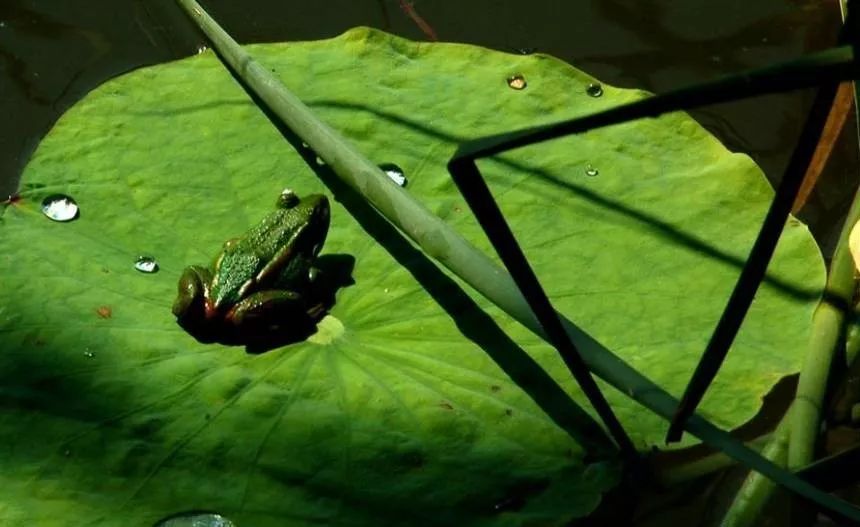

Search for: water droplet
xmin=586 ymin=83 xmax=603 ymax=97
xmin=308 ymin=267 xmax=320 ymax=282
xmin=315 ymin=156 xmax=326 ymax=166
xmin=585 ymin=164 xmax=599 ymax=177
xmin=379 ymin=163 xmax=407 ymax=187
xmin=515 ymin=47 xmax=537 ymax=55
xmin=83 ymin=350 xmax=95 ymax=358
xmin=134 ymin=255 xmax=159 ymax=274
xmin=0 ymin=21 xmax=7 ymax=28
xmin=506 ymin=74 xmax=527 ymax=90
xmin=155 ymin=512 xmax=236 ymax=527
xmin=41 ymin=194 xmax=79 ymax=222
xmin=196 ymin=45 xmax=208 ymax=55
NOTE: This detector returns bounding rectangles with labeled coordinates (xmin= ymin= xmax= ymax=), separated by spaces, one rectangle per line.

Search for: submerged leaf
xmin=0 ymin=27 xmax=823 ymax=525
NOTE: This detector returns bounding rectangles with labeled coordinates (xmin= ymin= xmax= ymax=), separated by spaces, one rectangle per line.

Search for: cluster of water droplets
xmin=40 ymin=194 xmax=164 ymax=273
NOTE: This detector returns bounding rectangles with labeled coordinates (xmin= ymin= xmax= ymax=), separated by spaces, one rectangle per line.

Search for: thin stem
xmin=666 ymin=81 xmax=840 ymax=442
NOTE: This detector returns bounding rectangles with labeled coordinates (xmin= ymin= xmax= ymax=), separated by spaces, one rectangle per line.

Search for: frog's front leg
xmin=172 ymin=265 xmax=213 ymax=320
xmin=226 ymin=289 xmax=323 ymax=337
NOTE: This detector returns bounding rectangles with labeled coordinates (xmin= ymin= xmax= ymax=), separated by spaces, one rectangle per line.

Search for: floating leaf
xmin=0 ymin=28 xmax=823 ymax=525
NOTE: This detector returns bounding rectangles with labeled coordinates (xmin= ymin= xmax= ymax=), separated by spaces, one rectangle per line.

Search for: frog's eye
xmin=278 ymin=189 xmax=300 ymax=208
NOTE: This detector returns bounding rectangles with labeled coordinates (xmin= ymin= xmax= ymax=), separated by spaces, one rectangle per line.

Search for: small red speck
xmin=439 ymin=402 xmax=454 ymax=410
xmin=96 ymin=306 xmax=112 ymax=319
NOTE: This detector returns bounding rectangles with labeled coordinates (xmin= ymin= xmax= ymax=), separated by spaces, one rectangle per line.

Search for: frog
xmin=172 ymin=190 xmax=330 ymax=344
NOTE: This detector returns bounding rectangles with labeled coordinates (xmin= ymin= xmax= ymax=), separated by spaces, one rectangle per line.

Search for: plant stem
xmin=721 ymin=418 xmax=791 ymax=527
xmin=789 ymin=195 xmax=860 ymax=468
xmin=654 ymin=432 xmax=773 ymax=487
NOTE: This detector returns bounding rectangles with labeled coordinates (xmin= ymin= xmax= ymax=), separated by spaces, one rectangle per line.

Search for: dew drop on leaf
xmin=586 ymin=82 xmax=603 ymax=97
xmin=379 ymin=163 xmax=407 ymax=187
xmin=134 ymin=255 xmax=159 ymax=274
xmin=83 ymin=350 xmax=95 ymax=358
xmin=40 ymin=194 xmax=79 ymax=222
xmin=506 ymin=74 xmax=527 ymax=90
xmin=585 ymin=164 xmax=599 ymax=177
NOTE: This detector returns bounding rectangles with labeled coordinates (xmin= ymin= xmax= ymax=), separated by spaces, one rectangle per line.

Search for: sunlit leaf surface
xmin=0 ymin=28 xmax=823 ymax=526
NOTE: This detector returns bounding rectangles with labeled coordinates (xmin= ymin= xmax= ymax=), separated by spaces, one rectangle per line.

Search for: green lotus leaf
xmin=0 ymin=27 xmax=823 ymax=526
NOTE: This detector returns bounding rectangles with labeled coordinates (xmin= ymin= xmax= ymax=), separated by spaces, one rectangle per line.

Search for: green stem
xmin=654 ymin=432 xmax=773 ymax=486
xmin=721 ymin=418 xmax=791 ymax=527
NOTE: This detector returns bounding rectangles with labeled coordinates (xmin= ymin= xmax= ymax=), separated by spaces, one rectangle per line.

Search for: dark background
xmin=0 ymin=0 xmax=854 ymax=247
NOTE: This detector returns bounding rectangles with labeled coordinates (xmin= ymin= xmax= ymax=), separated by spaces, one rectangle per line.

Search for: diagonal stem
xmin=449 ymin=158 xmax=637 ymax=461
xmin=666 ymin=81 xmax=840 ymax=442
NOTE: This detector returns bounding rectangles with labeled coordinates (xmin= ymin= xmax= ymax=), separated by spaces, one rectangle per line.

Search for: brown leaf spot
xmin=96 ymin=305 xmax=112 ymax=319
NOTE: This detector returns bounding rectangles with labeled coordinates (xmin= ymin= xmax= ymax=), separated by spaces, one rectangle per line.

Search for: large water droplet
xmin=154 ymin=512 xmax=236 ymax=527
xmin=586 ymin=83 xmax=603 ymax=98
xmin=506 ymin=74 xmax=527 ymax=90
xmin=41 ymin=194 xmax=79 ymax=222
xmin=134 ymin=255 xmax=159 ymax=274
xmin=585 ymin=164 xmax=599 ymax=177
xmin=379 ymin=163 xmax=407 ymax=187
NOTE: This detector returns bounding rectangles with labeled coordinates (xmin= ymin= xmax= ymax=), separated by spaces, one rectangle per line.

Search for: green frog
xmin=172 ymin=190 xmax=330 ymax=344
